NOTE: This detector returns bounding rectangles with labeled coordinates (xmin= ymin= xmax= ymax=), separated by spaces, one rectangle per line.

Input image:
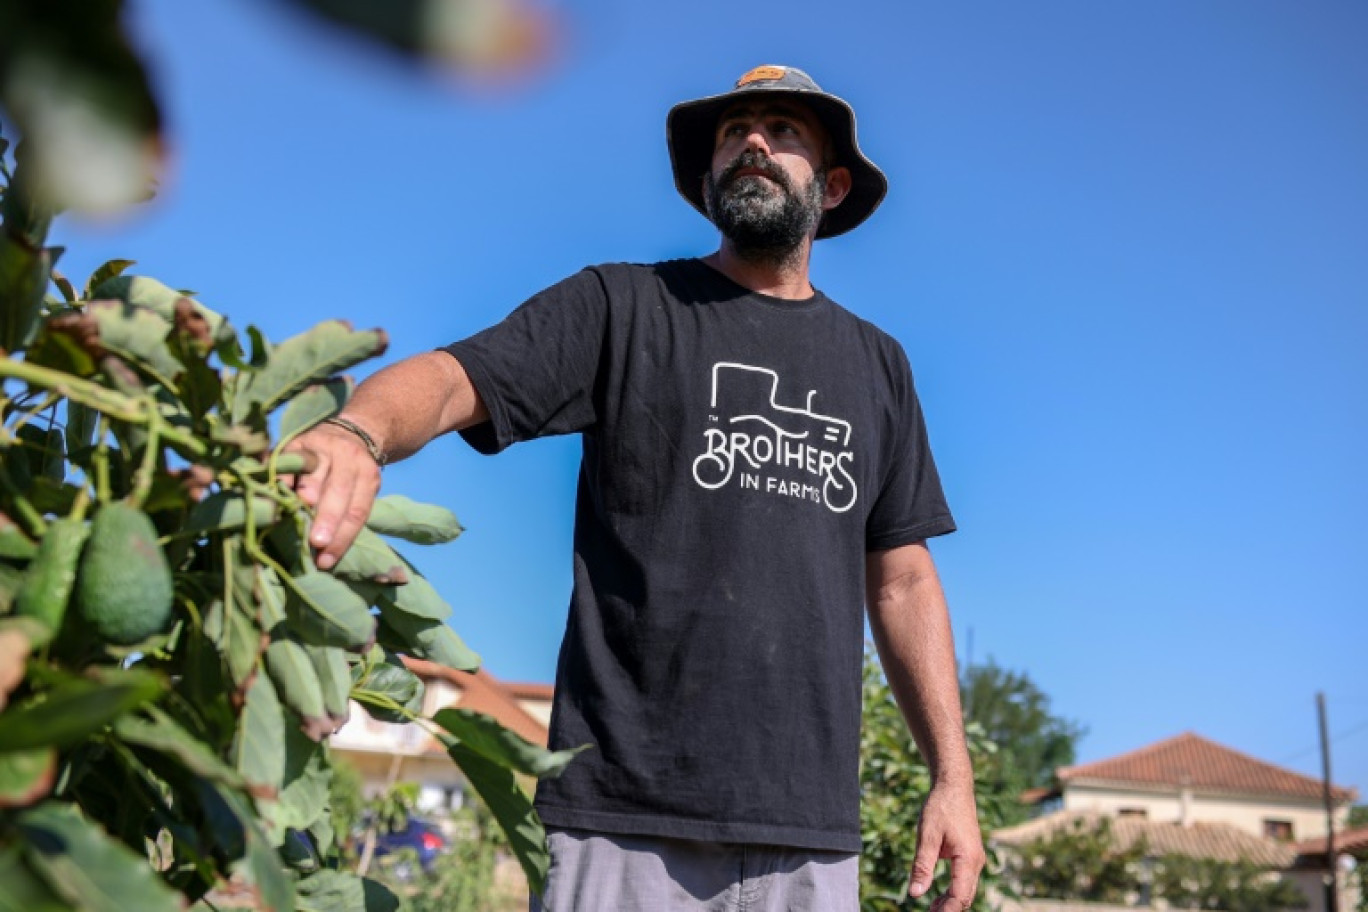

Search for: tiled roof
xmin=993 ymin=810 xmax=1297 ymax=867
xmin=504 ymin=681 xmax=554 ymax=702
xmin=1059 ymin=732 xmax=1356 ymax=803
xmin=401 ymin=657 xmax=550 ymax=748
xmin=1293 ymin=824 xmax=1368 ymax=859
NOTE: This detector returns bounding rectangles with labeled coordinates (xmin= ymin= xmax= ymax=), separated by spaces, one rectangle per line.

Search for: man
xmin=291 ymin=65 xmax=984 ymax=910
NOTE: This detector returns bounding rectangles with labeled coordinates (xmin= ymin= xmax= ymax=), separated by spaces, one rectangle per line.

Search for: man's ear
xmin=823 ymin=166 xmax=852 ymax=211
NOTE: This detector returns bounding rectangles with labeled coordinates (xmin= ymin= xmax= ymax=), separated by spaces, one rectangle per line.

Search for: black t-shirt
xmin=443 ymin=258 xmax=954 ymax=852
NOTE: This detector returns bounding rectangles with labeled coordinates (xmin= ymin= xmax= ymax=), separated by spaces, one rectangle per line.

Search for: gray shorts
xmin=530 ymin=827 xmax=859 ymax=912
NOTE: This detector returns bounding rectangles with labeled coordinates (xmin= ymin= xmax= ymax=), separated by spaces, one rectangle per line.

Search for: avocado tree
xmin=0 ymin=127 xmax=577 ymax=909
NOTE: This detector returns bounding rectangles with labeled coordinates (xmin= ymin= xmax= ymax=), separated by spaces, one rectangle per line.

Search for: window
xmin=1263 ymin=819 xmax=1293 ymax=841
xmin=1118 ymin=807 xmax=1149 ymax=819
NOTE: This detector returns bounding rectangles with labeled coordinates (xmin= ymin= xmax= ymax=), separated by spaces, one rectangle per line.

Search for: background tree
xmin=960 ymin=658 xmax=1086 ymax=805
xmin=859 ymin=647 xmax=1018 ymax=911
xmin=1006 ymin=817 xmax=1145 ymax=904
xmin=1151 ymin=854 xmax=1307 ymax=912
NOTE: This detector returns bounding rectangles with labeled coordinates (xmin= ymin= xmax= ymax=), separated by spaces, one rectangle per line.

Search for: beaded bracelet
xmin=322 ymin=416 xmax=387 ymax=467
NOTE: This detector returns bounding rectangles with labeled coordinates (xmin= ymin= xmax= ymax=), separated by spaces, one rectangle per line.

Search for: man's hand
xmin=908 ymin=780 xmax=986 ymax=911
xmin=283 ymin=420 xmax=382 ymax=570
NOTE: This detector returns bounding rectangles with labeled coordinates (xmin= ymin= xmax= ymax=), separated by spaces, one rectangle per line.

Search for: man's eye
xmin=721 ymin=123 xmax=745 ymax=137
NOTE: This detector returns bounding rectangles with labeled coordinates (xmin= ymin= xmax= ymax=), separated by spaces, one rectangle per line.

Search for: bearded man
xmin=290 ymin=65 xmax=984 ymax=911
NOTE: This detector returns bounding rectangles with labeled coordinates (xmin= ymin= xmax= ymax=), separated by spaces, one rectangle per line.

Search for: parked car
xmin=372 ymin=816 xmax=449 ymax=878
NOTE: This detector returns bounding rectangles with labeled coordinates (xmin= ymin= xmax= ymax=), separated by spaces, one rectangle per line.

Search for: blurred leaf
xmin=0 ymin=747 xmax=56 ymax=808
xmin=17 ymin=802 xmax=183 ymax=912
xmin=376 ymin=610 xmax=478 ymax=671
xmin=0 ymin=170 xmax=53 ymax=352
xmin=83 ymin=259 xmax=136 ymax=299
xmin=64 ymin=399 xmax=98 ymax=456
xmin=366 ymin=494 xmax=463 ymax=544
xmin=231 ymin=320 xmax=388 ymax=421
xmin=376 ymin=563 xmax=454 ymax=621
xmin=203 ymin=598 xmax=263 ymax=689
xmin=272 ymin=726 xmax=330 ymax=833
xmin=217 ymin=323 xmax=270 ymax=373
xmin=183 ymin=491 xmax=278 ymax=537
xmin=284 ymin=571 xmax=377 ymax=650
xmin=15 ymin=423 xmax=63 ymax=486
xmin=49 ymin=270 xmax=77 ymax=303
xmin=0 ymin=844 xmax=66 ymax=912
xmin=352 ymin=653 xmax=423 ymax=723
xmin=433 ymin=707 xmax=581 ymax=778
xmin=90 ymin=276 xmax=233 ymax=347
xmin=212 ymin=783 xmax=296 ymax=912
xmin=231 ymin=670 xmax=286 ymax=797
xmin=0 ymin=513 xmax=38 ymax=560
xmin=305 ymin=644 xmax=352 ymax=730
xmin=443 ymin=741 xmax=549 ymax=895
xmin=332 ymin=526 xmax=418 ymax=588
xmin=0 ymin=668 xmax=163 ymax=752
xmin=113 ymin=708 xmax=248 ymax=790
xmin=295 ymin=869 xmax=401 ymax=912
xmin=87 ymin=299 xmax=180 ymax=381
xmin=279 ymin=376 xmax=352 ymax=440
xmin=264 ymin=639 xmax=332 ymax=740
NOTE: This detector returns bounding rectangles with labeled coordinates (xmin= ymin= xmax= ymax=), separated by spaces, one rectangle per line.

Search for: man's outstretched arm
xmin=866 ymin=541 xmax=985 ymax=911
xmin=285 ymin=350 xmax=487 ymax=570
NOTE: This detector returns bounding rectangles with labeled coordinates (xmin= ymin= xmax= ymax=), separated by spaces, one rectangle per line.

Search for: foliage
xmin=0 ymin=133 xmax=581 ymax=908
xmin=370 ymin=801 xmax=515 ymax=912
xmin=858 ymin=647 xmax=1018 ymax=911
xmin=1007 ymin=817 xmax=1146 ymax=904
xmin=1005 ymin=818 xmax=1308 ymax=911
xmin=960 ymin=658 xmax=1085 ymax=805
xmin=1152 ymin=854 xmax=1308 ymax=911
xmin=1350 ymin=804 xmax=1368 ymax=829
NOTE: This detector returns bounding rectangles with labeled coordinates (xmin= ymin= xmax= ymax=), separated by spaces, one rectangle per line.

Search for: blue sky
xmin=54 ymin=0 xmax=1367 ymax=796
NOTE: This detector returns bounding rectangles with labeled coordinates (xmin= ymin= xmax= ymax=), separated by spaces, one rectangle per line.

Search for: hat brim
xmin=666 ymin=86 xmax=887 ymax=239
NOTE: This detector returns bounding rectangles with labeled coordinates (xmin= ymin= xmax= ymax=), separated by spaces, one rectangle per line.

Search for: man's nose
xmin=744 ymin=128 xmax=771 ymax=156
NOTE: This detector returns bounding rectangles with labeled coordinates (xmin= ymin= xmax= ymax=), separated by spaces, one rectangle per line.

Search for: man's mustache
xmin=719 ymin=152 xmax=792 ymax=192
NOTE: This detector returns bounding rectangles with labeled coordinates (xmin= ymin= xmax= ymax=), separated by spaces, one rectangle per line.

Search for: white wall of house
xmin=1061 ymin=783 xmax=1348 ymax=842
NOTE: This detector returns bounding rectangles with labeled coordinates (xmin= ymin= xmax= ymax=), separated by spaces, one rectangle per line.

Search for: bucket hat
xmin=666 ymin=65 xmax=887 ymax=239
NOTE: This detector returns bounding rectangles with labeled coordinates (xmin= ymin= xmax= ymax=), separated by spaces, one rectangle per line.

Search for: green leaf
xmin=231 ymin=669 xmax=286 ymax=797
xmin=366 ymin=494 xmax=463 ymax=544
xmin=0 ymin=668 xmax=163 ymax=752
xmin=380 ymin=564 xmax=455 ymax=621
xmin=182 ymin=491 xmax=278 ymax=537
xmin=444 ymin=741 xmax=551 ymax=896
xmin=231 ymin=320 xmax=388 ymax=421
xmin=0 ymin=844 xmax=67 ymax=912
xmin=113 ymin=707 xmax=248 ymax=790
xmin=0 ymin=513 xmax=38 ymax=560
xmin=433 ymin=707 xmax=583 ymax=779
xmin=296 ymin=869 xmax=402 ymax=912
xmin=50 ymin=270 xmax=78 ymax=303
xmin=0 ymin=747 xmax=56 ymax=808
xmin=332 ymin=526 xmax=422 ymax=589
xmin=86 ymin=299 xmax=182 ymax=381
xmin=83 ymin=259 xmax=136 ymax=299
xmin=279 ymin=376 xmax=353 ymax=441
xmin=203 ymin=597 xmax=262 ymax=688
xmin=64 ymin=399 xmax=99 ymax=459
xmin=18 ymin=802 xmax=183 ymax=912
xmin=217 ymin=323 xmax=270 ymax=373
xmin=90 ymin=276 xmax=232 ymax=347
xmin=212 ymin=784 xmax=296 ymax=912
xmin=376 ymin=610 xmax=479 ymax=672
xmin=306 ymin=644 xmax=352 ymax=729
xmin=272 ymin=727 xmax=330 ymax=834
xmin=284 ymin=571 xmax=377 ymax=650
xmin=352 ymin=653 xmax=423 ymax=723
xmin=264 ymin=638 xmax=332 ymax=740
xmin=0 ymin=233 xmax=52 ymax=353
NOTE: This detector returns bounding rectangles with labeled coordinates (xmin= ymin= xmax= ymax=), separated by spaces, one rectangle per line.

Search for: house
xmin=993 ymin=732 xmax=1361 ymax=912
xmin=330 ymin=657 xmax=553 ymax=812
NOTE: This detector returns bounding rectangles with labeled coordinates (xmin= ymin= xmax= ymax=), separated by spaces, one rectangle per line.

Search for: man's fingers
xmin=907 ymin=824 xmax=942 ymax=898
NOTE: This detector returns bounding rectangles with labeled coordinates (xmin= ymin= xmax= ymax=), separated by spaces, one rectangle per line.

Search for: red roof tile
xmin=1293 ymin=824 xmax=1368 ymax=858
xmin=994 ymin=810 xmax=1297 ymax=867
xmin=1059 ymin=732 xmax=1357 ymax=803
xmin=401 ymin=657 xmax=550 ymax=748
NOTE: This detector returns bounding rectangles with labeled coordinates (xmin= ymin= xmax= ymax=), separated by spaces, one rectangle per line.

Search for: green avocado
xmin=74 ymin=503 xmax=174 ymax=646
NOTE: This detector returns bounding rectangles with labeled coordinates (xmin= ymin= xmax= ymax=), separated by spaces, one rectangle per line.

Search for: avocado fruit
xmin=74 ymin=503 xmax=175 ymax=645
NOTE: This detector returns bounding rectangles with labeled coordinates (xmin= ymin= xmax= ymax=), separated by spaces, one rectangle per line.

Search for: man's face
xmin=703 ymin=100 xmax=845 ymax=256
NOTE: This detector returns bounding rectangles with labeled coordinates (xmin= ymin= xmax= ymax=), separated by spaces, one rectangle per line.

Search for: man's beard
xmin=704 ymin=152 xmax=826 ymax=266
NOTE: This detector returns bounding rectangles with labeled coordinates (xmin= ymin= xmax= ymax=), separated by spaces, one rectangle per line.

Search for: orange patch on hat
xmin=736 ymin=65 xmax=786 ymax=86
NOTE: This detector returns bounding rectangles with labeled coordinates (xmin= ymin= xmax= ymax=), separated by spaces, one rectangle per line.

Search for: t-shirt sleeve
xmin=440 ymin=268 xmax=609 ymax=455
xmin=865 ymin=345 xmax=956 ymax=551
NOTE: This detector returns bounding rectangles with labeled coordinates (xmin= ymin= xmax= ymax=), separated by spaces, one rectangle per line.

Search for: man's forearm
xmin=339 ymin=350 xmax=488 ymax=464
xmin=865 ymin=544 xmax=972 ymax=786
